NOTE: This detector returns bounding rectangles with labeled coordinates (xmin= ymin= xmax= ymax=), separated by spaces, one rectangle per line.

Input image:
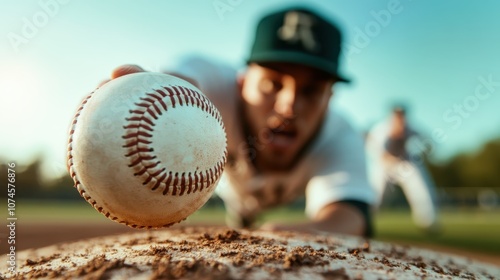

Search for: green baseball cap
xmin=248 ymin=6 xmax=349 ymax=82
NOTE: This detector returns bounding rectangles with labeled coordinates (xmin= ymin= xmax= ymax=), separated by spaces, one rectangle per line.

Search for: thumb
xmin=111 ymin=64 xmax=145 ymax=79
xmin=97 ymin=64 xmax=145 ymax=87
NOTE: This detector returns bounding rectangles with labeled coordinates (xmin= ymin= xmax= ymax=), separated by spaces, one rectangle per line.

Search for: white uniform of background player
xmin=365 ymin=106 xmax=439 ymax=231
xmin=173 ymin=56 xmax=376 ymax=229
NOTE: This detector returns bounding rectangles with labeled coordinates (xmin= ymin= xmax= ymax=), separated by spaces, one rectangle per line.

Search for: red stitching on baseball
xmin=122 ymin=85 xmax=226 ymax=197
xmin=68 ymin=93 xmax=93 ymax=176
xmin=163 ymin=172 xmax=173 ymax=195
xmin=187 ymin=172 xmax=193 ymax=194
xmin=171 ymin=173 xmax=179 ymax=195
xmin=174 ymin=86 xmax=185 ymax=106
xmin=123 ymin=124 xmax=154 ymax=132
xmin=164 ymin=87 xmax=177 ymax=108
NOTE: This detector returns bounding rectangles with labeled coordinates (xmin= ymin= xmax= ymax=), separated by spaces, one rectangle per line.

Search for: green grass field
xmin=17 ymin=200 xmax=500 ymax=258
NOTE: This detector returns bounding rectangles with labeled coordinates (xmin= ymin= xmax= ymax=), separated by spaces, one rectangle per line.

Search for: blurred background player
xmin=106 ymin=6 xmax=376 ymax=237
xmin=365 ymin=104 xmax=440 ymax=232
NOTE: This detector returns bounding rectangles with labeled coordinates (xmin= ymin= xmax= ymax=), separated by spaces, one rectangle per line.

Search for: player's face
xmin=240 ymin=62 xmax=334 ymax=171
xmin=394 ymin=111 xmax=406 ymax=123
xmin=392 ymin=111 xmax=407 ymax=127
xmin=390 ymin=111 xmax=407 ymax=138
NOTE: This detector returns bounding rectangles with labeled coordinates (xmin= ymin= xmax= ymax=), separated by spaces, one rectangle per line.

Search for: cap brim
xmin=247 ymin=51 xmax=350 ymax=83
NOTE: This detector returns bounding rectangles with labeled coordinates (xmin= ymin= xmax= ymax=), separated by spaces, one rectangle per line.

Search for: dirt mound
xmin=1 ymin=226 xmax=499 ymax=279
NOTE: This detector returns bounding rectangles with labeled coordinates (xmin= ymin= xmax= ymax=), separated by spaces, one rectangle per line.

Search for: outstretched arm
xmin=260 ymin=201 xmax=368 ymax=236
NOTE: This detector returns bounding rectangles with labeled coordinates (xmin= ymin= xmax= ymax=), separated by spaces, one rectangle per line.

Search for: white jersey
xmin=173 ymin=56 xmax=376 ymax=219
xmin=365 ymin=119 xmax=420 ymax=162
xmin=365 ymin=120 xmax=439 ymax=229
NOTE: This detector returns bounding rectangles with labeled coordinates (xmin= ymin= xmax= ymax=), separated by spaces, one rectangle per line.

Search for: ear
xmin=237 ymin=71 xmax=246 ymax=96
xmin=328 ymin=83 xmax=335 ymax=98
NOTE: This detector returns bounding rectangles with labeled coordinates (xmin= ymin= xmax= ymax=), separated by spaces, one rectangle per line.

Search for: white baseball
xmin=67 ymin=72 xmax=227 ymax=228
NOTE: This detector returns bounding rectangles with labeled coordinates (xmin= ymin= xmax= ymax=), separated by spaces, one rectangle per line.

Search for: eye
xmin=259 ymin=78 xmax=282 ymax=95
xmin=301 ymin=85 xmax=325 ymax=100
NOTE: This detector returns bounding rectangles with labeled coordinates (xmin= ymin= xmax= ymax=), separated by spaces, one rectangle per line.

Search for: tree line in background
xmin=427 ymin=138 xmax=500 ymax=192
xmin=1 ymin=137 xmax=499 ymax=204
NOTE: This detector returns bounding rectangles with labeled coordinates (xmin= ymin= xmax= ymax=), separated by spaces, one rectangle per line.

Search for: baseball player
xmin=365 ymin=104 xmax=440 ymax=232
xmin=104 ymin=6 xmax=377 ymax=237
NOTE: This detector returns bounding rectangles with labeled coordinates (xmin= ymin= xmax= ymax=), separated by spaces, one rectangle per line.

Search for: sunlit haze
xmin=1 ymin=0 xmax=500 ymax=179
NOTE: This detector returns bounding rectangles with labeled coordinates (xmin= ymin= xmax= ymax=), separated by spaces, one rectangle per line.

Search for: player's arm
xmin=260 ymin=201 xmax=369 ymax=236
xmin=312 ymin=200 xmax=369 ymax=236
xmin=260 ymin=113 xmax=376 ymax=236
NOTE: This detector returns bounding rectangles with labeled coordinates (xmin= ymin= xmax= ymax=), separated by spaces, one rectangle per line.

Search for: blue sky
xmin=1 ymin=0 xmax=500 ymax=179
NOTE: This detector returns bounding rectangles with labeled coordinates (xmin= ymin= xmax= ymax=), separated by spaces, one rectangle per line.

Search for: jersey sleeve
xmin=170 ymin=55 xmax=242 ymax=204
xmin=169 ymin=55 xmax=238 ymax=109
xmin=305 ymin=111 xmax=377 ymax=218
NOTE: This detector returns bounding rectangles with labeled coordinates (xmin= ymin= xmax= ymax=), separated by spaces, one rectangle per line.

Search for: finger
xmin=259 ymin=222 xmax=279 ymax=232
xmin=111 ymin=64 xmax=145 ymax=79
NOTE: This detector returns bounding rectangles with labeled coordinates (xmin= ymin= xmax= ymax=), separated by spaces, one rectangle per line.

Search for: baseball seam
xmin=122 ymin=85 xmax=227 ymax=197
xmin=67 ymin=92 xmax=130 ymax=225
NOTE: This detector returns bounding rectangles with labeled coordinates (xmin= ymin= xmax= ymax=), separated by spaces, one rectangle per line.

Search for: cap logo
xmin=278 ymin=11 xmax=319 ymax=52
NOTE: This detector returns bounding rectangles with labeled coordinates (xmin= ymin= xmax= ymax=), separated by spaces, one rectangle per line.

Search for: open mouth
xmin=267 ymin=127 xmax=298 ymax=150
xmin=270 ymin=128 xmax=297 ymax=137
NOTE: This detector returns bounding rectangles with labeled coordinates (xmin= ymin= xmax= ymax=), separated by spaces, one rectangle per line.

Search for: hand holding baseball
xmin=67 ymin=70 xmax=227 ymax=228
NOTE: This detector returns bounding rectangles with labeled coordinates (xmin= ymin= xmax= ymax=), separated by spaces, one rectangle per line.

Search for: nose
xmin=274 ymin=87 xmax=297 ymax=119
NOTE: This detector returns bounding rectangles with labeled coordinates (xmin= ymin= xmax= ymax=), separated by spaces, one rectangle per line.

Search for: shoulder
xmin=365 ymin=118 xmax=391 ymax=145
xmin=174 ymin=55 xmax=236 ymax=77
xmin=368 ymin=118 xmax=390 ymax=135
xmin=172 ymin=55 xmax=239 ymax=98
xmin=303 ymin=109 xmax=367 ymax=171
xmin=313 ymin=110 xmax=364 ymax=152
xmin=304 ymin=110 xmax=377 ymax=215
xmin=172 ymin=55 xmax=240 ymax=130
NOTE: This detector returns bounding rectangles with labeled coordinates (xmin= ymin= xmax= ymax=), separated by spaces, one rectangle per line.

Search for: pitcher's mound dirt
xmin=1 ymin=226 xmax=499 ymax=279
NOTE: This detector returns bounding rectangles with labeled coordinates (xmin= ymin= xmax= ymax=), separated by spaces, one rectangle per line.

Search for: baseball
xmin=67 ymin=72 xmax=227 ymax=228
